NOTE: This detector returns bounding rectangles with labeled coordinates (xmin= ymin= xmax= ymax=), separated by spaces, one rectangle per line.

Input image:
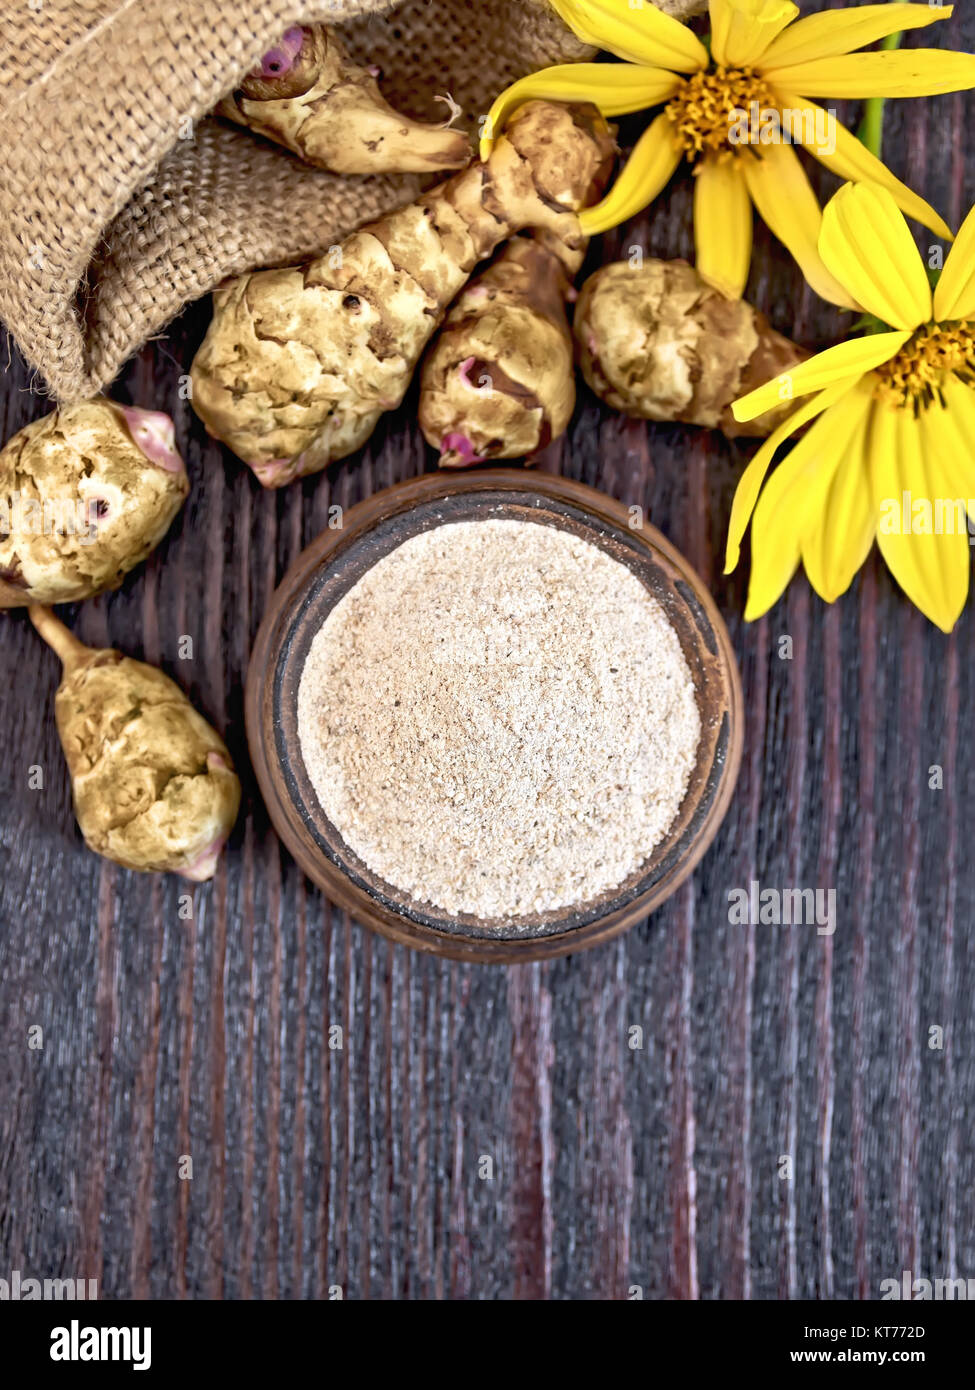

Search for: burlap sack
xmin=0 ymin=0 xmax=702 ymax=404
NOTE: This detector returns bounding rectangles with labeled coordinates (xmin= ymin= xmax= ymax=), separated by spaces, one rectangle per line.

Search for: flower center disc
xmin=666 ymin=67 xmax=777 ymax=159
xmin=874 ymin=321 xmax=975 ymax=409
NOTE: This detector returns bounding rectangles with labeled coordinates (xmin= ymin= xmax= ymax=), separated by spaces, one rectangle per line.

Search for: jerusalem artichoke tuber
xmin=191 ymin=100 xmax=614 ymax=486
xmin=0 ymin=400 xmax=188 ymax=607
xmin=573 ymin=260 xmax=807 ymax=438
xmin=29 ymin=607 xmax=241 ymax=880
xmin=418 ymin=231 xmax=584 ymax=466
xmin=218 ymin=24 xmax=470 ymax=175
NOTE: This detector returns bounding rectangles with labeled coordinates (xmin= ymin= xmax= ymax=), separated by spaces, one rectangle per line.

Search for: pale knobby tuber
xmin=191 ymin=101 xmax=614 ymax=486
xmin=0 ymin=400 xmax=188 ymax=607
xmin=29 ymin=607 xmax=241 ymax=881
xmin=418 ymin=230 xmax=584 ymax=466
xmin=574 ymin=261 xmax=807 ymax=438
xmin=218 ymin=24 xmax=470 ymax=175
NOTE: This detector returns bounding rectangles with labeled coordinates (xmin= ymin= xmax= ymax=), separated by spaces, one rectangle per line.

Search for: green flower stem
xmin=857 ymin=31 xmax=904 ymax=158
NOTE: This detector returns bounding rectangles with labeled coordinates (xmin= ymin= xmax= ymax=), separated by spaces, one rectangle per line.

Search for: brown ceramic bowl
xmin=245 ymin=471 xmax=743 ymax=962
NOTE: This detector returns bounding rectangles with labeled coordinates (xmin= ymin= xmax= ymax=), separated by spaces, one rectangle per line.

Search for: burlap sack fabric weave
xmin=0 ymin=0 xmax=588 ymax=403
xmin=0 ymin=0 xmax=704 ymax=405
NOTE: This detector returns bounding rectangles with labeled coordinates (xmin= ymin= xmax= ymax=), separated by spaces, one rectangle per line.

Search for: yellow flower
xmin=725 ymin=182 xmax=975 ymax=633
xmin=481 ymin=0 xmax=974 ymax=302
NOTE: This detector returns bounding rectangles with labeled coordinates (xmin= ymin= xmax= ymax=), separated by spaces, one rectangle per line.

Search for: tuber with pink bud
xmin=218 ymin=24 xmax=470 ymax=175
xmin=190 ymin=101 xmax=615 ymax=486
xmin=0 ymin=400 xmax=188 ymax=607
xmin=29 ymin=607 xmax=241 ymax=880
xmin=418 ymin=230 xmax=585 ymax=467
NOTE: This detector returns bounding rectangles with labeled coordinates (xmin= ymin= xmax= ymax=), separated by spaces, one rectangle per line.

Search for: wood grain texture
xmin=1 ymin=3 xmax=973 ymax=1300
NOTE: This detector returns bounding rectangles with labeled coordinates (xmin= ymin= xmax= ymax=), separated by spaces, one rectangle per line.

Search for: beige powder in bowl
xmin=296 ymin=518 xmax=701 ymax=920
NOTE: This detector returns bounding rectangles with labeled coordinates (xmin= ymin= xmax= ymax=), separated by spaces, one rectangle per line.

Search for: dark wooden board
xmin=1 ymin=4 xmax=973 ymax=1300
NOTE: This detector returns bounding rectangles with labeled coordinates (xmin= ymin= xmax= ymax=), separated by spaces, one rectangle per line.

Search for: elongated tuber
xmin=29 ymin=608 xmax=241 ymax=880
xmin=218 ymin=24 xmax=470 ymax=175
xmin=418 ymin=230 xmax=584 ymax=466
xmin=191 ymin=101 xmax=614 ymax=486
xmin=573 ymin=260 xmax=807 ymax=438
xmin=0 ymin=400 xmax=188 ymax=607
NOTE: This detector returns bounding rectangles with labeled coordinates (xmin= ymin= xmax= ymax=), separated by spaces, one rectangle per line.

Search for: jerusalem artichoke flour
xmin=297 ymin=519 xmax=701 ymax=920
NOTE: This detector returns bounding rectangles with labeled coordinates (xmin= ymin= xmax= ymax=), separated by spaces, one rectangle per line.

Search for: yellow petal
xmin=708 ymin=0 xmax=798 ymax=69
xmin=764 ymin=49 xmax=975 ymax=99
xmin=578 ymin=113 xmax=683 ymax=234
xmin=744 ymin=382 xmax=874 ymax=619
xmin=947 ymin=381 xmax=975 ymax=446
xmin=819 ymin=182 xmax=932 ymax=331
xmin=548 ymin=0 xmax=708 ymax=72
xmin=739 ymin=141 xmax=859 ymax=308
xmin=694 ymin=156 xmax=753 ymax=300
xmin=940 ymin=378 xmax=975 ymax=457
xmin=801 ymin=399 xmax=875 ymax=602
xmin=934 ymin=200 xmax=975 ymax=321
xmin=725 ymin=377 xmax=860 ymax=573
xmin=774 ymin=90 xmax=953 ymax=242
xmin=733 ymin=331 xmax=910 ymax=422
xmin=918 ymin=385 xmax=975 ymax=507
xmin=760 ymin=3 xmax=952 ymax=71
xmin=480 ymin=63 xmax=680 ymax=154
xmin=871 ymin=400 xmax=970 ymax=631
